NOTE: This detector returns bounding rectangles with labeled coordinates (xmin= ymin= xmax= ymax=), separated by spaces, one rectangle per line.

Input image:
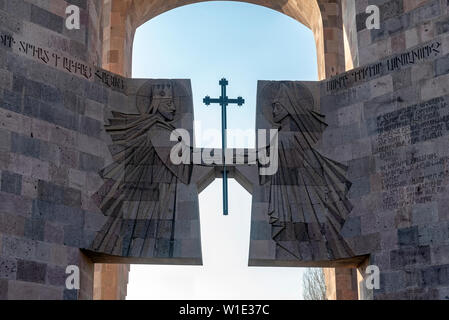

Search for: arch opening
xmin=101 ymin=0 xmax=348 ymax=80
xmin=124 ymin=1 xmax=319 ymax=299
xmin=95 ymin=0 xmax=359 ymax=300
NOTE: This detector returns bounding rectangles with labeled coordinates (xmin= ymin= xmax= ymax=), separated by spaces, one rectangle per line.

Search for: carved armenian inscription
xmin=374 ymin=97 xmax=449 ymax=210
xmin=0 ymin=32 xmax=125 ymax=91
xmin=379 ymin=153 xmax=449 ymax=210
xmin=326 ymin=40 xmax=442 ymax=92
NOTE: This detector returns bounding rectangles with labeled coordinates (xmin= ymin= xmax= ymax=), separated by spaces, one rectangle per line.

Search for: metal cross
xmin=203 ymin=78 xmax=245 ymax=216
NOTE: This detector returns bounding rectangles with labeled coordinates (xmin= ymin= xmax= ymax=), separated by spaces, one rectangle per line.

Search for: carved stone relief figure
xmin=89 ymin=81 xmax=195 ymax=259
xmin=258 ymin=82 xmax=354 ymax=261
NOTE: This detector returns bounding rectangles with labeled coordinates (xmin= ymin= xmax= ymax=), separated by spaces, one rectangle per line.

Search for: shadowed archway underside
xmin=102 ymin=0 xmax=346 ymax=79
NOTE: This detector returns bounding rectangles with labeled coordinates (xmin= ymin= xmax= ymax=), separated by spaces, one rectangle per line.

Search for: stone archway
xmin=2 ymin=0 xmax=448 ymax=301
xmin=101 ymin=0 xmax=347 ymax=80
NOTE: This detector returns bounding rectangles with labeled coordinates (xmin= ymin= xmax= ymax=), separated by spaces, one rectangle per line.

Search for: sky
xmin=127 ymin=1 xmax=318 ymax=300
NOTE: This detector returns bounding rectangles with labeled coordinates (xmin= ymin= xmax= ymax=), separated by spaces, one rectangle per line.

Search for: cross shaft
xmin=203 ymin=78 xmax=245 ymax=216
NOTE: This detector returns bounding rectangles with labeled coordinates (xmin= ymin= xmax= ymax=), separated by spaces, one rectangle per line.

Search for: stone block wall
xmin=100 ymin=0 xmax=350 ymax=80
xmin=0 ymin=0 xmax=126 ymax=299
xmin=2 ymin=0 xmax=449 ymax=300
xmin=0 ymin=0 xmax=103 ymax=65
xmin=320 ymin=31 xmax=449 ymax=298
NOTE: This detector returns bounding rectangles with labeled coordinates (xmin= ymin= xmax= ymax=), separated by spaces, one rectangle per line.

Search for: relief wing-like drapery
xmin=261 ymin=84 xmax=354 ymax=261
xmin=89 ymin=111 xmax=192 ymax=258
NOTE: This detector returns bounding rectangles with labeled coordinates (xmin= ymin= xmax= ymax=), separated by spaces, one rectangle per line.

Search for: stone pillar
xmin=78 ymin=252 xmax=95 ymax=300
xmin=356 ymin=257 xmax=374 ymax=300
xmin=102 ymin=0 xmax=348 ymax=81
xmin=318 ymin=0 xmax=347 ymax=78
xmin=324 ymin=268 xmax=359 ymax=300
xmin=95 ymin=0 xmax=133 ymax=300
xmin=341 ymin=0 xmax=359 ymax=70
xmin=93 ymin=264 xmax=130 ymax=300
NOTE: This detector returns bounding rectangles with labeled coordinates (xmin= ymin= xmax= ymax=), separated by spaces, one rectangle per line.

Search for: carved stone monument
xmin=1 ymin=0 xmax=449 ymax=300
xmin=87 ymin=80 xmax=203 ymax=263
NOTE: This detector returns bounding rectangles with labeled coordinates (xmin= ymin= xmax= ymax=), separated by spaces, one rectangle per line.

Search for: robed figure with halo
xmin=259 ymin=82 xmax=354 ymax=261
xmin=89 ymin=81 xmax=193 ymax=259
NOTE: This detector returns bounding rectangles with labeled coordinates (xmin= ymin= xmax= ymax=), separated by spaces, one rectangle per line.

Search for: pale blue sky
xmin=131 ymin=1 xmax=318 ymax=147
xmin=128 ymin=1 xmax=318 ymax=300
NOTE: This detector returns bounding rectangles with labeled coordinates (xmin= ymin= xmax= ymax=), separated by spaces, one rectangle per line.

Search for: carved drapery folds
xmin=249 ymin=81 xmax=357 ymax=266
xmin=87 ymin=80 xmax=202 ymax=264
